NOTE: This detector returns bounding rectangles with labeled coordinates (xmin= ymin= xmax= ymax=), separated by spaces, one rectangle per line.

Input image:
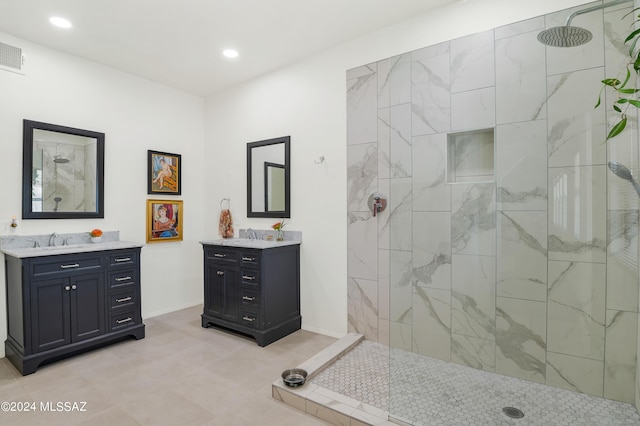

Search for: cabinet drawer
xmin=108 ymin=269 xmax=136 ymax=289
xmin=107 ymin=251 xmax=137 ymax=268
xmin=32 ymin=256 xmax=102 ymax=276
xmin=205 ymin=248 xmax=238 ymax=262
xmin=109 ymin=289 xmax=136 ymax=310
xmin=110 ymin=309 xmax=138 ymax=331
xmin=240 ymin=311 xmax=259 ymax=328
xmin=240 ymin=269 xmax=260 ymax=286
xmin=240 ymin=252 xmax=260 ymax=266
xmin=240 ymin=288 xmax=259 ymax=309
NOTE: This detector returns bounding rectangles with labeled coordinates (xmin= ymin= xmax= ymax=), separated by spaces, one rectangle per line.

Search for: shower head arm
xmin=564 ymin=0 xmax=633 ymax=26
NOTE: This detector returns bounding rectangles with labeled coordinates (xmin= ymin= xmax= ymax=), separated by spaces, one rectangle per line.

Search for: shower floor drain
xmin=502 ymin=407 xmax=525 ymax=419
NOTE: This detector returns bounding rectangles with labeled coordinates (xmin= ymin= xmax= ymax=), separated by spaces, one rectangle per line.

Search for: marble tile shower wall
xmin=347 ymin=1 xmax=640 ymax=405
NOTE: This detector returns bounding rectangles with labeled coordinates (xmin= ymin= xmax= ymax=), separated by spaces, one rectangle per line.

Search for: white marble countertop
xmin=200 ymin=238 xmax=301 ymax=249
xmin=1 ymin=241 xmax=143 ymax=258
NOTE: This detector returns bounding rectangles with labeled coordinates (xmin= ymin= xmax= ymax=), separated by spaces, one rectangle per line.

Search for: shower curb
xmin=272 ymin=333 xmax=396 ymax=425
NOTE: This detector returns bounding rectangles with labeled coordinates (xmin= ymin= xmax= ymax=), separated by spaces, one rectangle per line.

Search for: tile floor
xmin=312 ymin=340 xmax=640 ymax=426
xmin=0 ymin=304 xmax=335 ymax=425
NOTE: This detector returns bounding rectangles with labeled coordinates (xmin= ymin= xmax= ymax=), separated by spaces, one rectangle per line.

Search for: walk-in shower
xmin=347 ymin=0 xmax=640 ymax=424
xmin=538 ymin=0 xmax=633 ymax=47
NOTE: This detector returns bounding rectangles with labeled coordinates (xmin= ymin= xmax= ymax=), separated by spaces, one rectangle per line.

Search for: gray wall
xmin=347 ymin=1 xmax=639 ymax=404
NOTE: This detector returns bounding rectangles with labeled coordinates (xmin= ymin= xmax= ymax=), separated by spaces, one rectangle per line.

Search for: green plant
xmin=597 ymin=7 xmax=640 ymax=139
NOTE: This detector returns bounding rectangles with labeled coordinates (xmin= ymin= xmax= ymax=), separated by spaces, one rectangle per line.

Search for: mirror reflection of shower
xmin=608 ymin=161 xmax=640 ymax=198
xmin=32 ymin=128 xmax=99 ymax=213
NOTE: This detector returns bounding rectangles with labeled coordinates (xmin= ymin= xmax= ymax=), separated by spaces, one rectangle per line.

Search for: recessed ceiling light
xmin=223 ymin=49 xmax=239 ymax=59
xmin=50 ymin=16 xmax=72 ymax=29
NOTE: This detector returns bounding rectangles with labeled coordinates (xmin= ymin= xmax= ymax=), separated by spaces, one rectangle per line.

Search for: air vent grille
xmin=0 ymin=42 xmax=25 ymax=74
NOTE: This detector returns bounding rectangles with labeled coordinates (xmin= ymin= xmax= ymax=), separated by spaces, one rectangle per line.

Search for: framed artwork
xmin=148 ymin=150 xmax=181 ymax=195
xmin=146 ymin=199 xmax=183 ymax=243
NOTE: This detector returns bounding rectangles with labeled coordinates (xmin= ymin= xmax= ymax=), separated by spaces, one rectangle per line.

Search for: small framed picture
xmin=146 ymin=199 xmax=183 ymax=243
xmin=148 ymin=150 xmax=181 ymax=195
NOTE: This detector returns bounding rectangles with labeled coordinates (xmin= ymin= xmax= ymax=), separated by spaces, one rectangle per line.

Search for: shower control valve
xmin=367 ymin=193 xmax=387 ymax=218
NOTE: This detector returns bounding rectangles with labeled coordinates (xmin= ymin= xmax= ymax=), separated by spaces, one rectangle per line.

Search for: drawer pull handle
xmin=242 ymin=256 xmax=255 ymax=261
xmin=242 ymin=316 xmax=255 ymax=322
xmin=242 ymin=275 xmax=255 ymax=280
xmin=65 ymin=285 xmax=71 ymax=291
xmin=214 ymin=253 xmax=226 ymax=258
xmin=71 ymin=285 xmax=76 ymax=290
xmin=217 ymin=271 xmax=224 ymax=276
xmin=115 ymin=276 xmax=132 ymax=282
xmin=60 ymin=263 xmax=80 ymax=269
xmin=242 ymin=296 xmax=256 ymax=301
xmin=116 ymin=296 xmax=132 ymax=303
xmin=116 ymin=317 xmax=132 ymax=324
xmin=115 ymin=257 xmax=131 ymax=263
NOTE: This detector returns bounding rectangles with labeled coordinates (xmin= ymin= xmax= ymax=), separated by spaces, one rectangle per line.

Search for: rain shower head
xmin=537 ymin=26 xmax=592 ymax=47
xmin=538 ymin=0 xmax=632 ymax=47
xmin=53 ymin=155 xmax=69 ymax=164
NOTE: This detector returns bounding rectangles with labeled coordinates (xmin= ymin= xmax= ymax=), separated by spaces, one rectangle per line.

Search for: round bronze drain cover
xmin=502 ymin=407 xmax=524 ymax=419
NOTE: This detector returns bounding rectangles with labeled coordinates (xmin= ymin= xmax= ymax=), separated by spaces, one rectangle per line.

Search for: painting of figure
xmin=147 ymin=199 xmax=183 ymax=242
xmin=148 ymin=150 xmax=181 ymax=194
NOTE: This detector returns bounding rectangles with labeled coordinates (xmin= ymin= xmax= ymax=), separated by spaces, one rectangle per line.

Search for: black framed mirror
xmin=22 ymin=119 xmax=105 ymax=219
xmin=247 ymin=136 xmax=290 ymax=218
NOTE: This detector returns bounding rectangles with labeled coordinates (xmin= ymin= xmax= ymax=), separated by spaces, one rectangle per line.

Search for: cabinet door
xmin=69 ymin=273 xmax=106 ymax=342
xmin=204 ymin=262 xmax=238 ymax=322
xmin=31 ymin=277 xmax=71 ymax=353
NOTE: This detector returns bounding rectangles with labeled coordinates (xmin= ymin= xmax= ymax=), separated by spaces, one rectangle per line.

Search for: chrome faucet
xmin=48 ymin=232 xmax=59 ymax=247
xmin=247 ymin=229 xmax=257 ymax=240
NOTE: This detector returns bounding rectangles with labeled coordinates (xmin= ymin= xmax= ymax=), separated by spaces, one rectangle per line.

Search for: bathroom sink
xmin=215 ymin=238 xmax=281 ymax=248
xmin=36 ymin=244 xmax=93 ymax=251
xmin=0 ymin=239 xmax=143 ymax=259
xmin=200 ymin=238 xmax=303 ymax=249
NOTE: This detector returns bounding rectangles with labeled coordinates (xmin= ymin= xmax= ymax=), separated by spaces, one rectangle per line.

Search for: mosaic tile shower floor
xmin=311 ymin=340 xmax=640 ymax=426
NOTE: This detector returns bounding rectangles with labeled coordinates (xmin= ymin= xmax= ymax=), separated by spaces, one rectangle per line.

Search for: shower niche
xmin=446 ymin=128 xmax=495 ymax=184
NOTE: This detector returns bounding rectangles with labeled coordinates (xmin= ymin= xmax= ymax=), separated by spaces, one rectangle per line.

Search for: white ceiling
xmin=0 ymin=0 xmax=460 ymax=96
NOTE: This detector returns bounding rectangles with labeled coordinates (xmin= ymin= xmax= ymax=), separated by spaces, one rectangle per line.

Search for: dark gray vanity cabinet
xmin=31 ymin=271 xmax=105 ymax=353
xmin=4 ymin=248 xmax=144 ymax=375
xmin=201 ymin=243 xmax=301 ymax=346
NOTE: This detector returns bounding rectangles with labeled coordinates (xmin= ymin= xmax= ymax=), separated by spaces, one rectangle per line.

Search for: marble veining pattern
xmin=496 ymin=121 xmax=548 ymax=211
xmin=497 ymin=210 xmax=548 ymax=302
xmin=389 ymin=103 xmax=412 ymax=178
xmin=412 ymin=211 xmax=451 ymax=290
xmin=347 ymin=142 xmax=377 ymax=212
xmin=495 ymin=297 xmax=547 ymax=384
xmin=412 ymin=286 xmax=451 ymax=361
xmin=547 ymin=261 xmax=606 ymax=360
xmin=450 ymin=30 xmax=495 ymax=94
xmin=412 ymin=133 xmax=451 ymax=212
xmin=607 ymin=210 xmax=639 ymax=312
xmin=451 ymin=183 xmax=495 ymax=255
xmin=347 ymin=278 xmax=379 ymax=341
xmin=347 ymin=64 xmax=377 ymax=145
xmin=411 ymin=52 xmax=451 ymax=136
xmin=604 ymin=309 xmax=638 ymax=403
xmin=451 ymin=254 xmax=496 ymax=341
xmin=546 ymin=68 xmax=606 ymax=167
xmin=495 ymin=30 xmax=547 ymax=124
xmin=450 ymin=87 xmax=496 ymax=131
xmin=548 ymin=166 xmax=607 ymax=263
